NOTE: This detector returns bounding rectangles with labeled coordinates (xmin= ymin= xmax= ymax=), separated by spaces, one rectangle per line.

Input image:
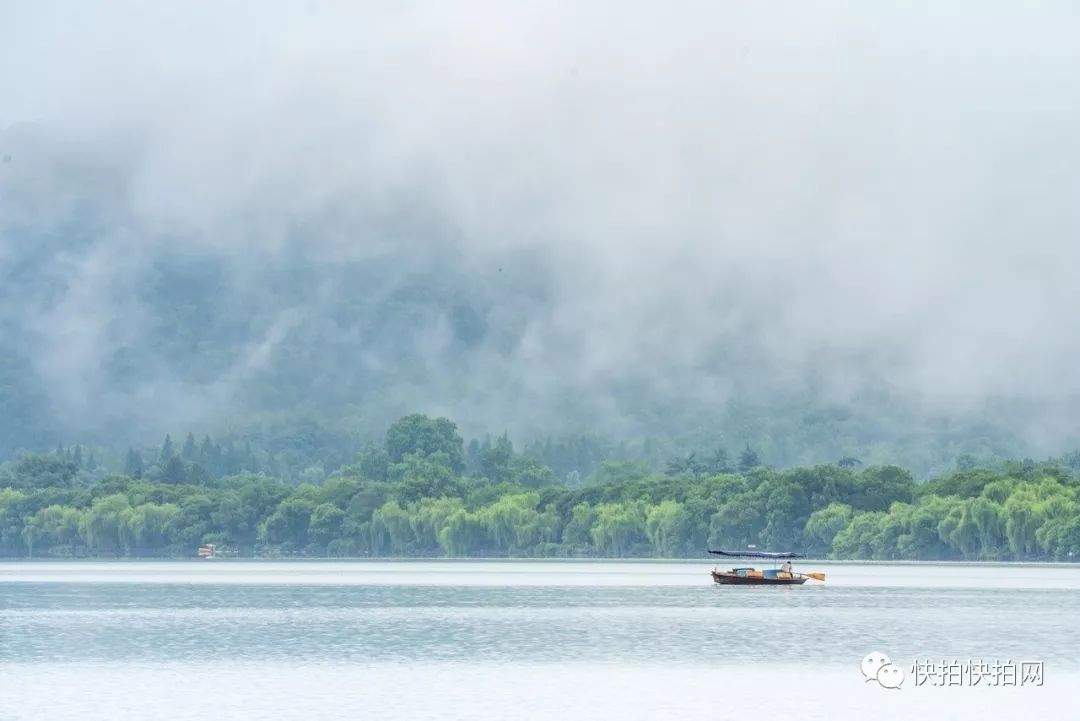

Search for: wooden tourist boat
xmin=708 ymin=549 xmax=825 ymax=586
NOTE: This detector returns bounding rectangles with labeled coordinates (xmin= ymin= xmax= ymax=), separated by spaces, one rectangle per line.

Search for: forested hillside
xmin=6 ymin=0 xmax=1080 ymax=519
xmin=2 ymin=414 xmax=1078 ymax=561
xmin=4 ymin=121 xmax=1078 ymax=479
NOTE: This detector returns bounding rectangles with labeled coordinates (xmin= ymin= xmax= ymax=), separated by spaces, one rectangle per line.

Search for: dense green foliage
xmin=2 ymin=415 xmax=1079 ymax=561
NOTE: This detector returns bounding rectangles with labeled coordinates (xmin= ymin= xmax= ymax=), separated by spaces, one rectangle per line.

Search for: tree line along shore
xmin=2 ymin=414 xmax=1078 ymax=560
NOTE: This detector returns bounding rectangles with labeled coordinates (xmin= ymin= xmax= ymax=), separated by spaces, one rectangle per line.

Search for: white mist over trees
xmin=2 ymin=3 xmax=1080 ymax=474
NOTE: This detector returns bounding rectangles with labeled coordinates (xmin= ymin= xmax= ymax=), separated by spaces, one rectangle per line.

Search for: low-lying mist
xmin=2 ymin=2 xmax=1080 ymax=474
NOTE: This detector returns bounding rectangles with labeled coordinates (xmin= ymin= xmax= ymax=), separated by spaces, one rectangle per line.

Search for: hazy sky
xmin=2 ymin=2 xmax=1080 ymax=454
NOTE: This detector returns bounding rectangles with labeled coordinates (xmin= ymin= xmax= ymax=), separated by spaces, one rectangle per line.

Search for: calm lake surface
xmin=2 ymin=560 xmax=1078 ymax=720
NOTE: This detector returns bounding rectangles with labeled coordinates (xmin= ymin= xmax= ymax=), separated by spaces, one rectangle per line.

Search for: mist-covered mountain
xmin=3 ymin=3 xmax=1080 ymax=476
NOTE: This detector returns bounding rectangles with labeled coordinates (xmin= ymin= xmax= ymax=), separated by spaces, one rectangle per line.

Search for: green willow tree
xmin=2 ymin=414 xmax=1080 ymax=561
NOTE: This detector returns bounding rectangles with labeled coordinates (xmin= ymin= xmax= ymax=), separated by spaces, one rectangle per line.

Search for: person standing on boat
xmin=780 ymin=560 xmax=793 ymax=575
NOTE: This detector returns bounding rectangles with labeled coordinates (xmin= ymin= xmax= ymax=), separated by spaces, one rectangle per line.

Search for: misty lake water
xmin=2 ymin=560 xmax=1079 ymax=720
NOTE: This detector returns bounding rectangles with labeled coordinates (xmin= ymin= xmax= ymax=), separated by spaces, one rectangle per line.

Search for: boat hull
xmin=711 ymin=571 xmax=807 ymax=585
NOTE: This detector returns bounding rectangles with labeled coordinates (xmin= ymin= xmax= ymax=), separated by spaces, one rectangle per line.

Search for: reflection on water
xmin=2 ymin=561 xmax=1078 ymax=720
xmin=4 ymin=559 xmax=1080 ymax=588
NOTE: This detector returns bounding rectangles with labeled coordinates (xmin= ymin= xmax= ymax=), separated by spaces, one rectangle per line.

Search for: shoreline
xmin=3 ymin=556 xmax=1079 ymax=567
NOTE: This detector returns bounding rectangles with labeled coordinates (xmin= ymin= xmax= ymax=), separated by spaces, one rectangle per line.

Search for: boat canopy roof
xmin=708 ymin=549 xmax=803 ymax=559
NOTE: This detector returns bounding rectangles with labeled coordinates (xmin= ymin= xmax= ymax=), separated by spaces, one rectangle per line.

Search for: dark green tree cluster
xmin=2 ymin=415 xmax=1079 ymax=560
xmin=121 ymin=433 xmax=263 ymax=486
